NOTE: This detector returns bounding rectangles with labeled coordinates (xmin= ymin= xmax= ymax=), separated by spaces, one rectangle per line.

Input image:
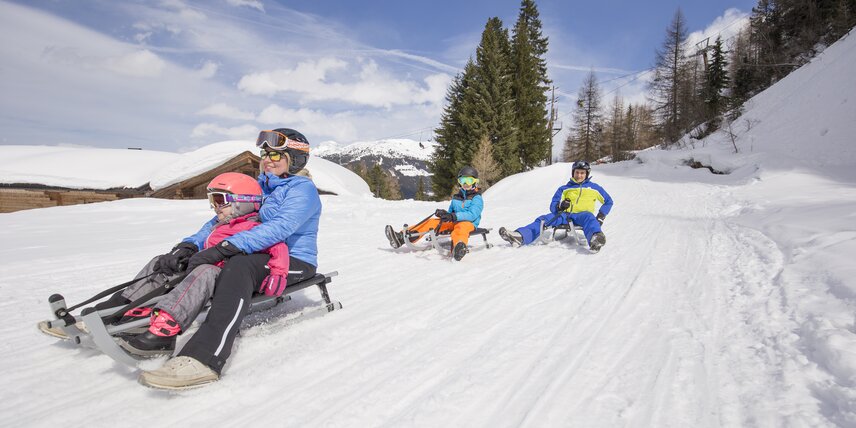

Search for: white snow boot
xmin=385 ymin=225 xmax=405 ymax=249
xmin=498 ymin=227 xmax=523 ymax=246
xmin=138 ymin=356 xmax=219 ymax=390
xmin=589 ymin=232 xmax=606 ymax=252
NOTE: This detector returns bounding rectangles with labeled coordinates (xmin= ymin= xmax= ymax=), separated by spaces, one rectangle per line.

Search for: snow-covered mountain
xmin=314 ymin=138 xmax=436 ymax=198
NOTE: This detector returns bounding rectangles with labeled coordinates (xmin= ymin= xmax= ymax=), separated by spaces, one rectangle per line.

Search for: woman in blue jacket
xmin=385 ymin=166 xmax=484 ymax=261
xmin=139 ymin=128 xmax=321 ymax=390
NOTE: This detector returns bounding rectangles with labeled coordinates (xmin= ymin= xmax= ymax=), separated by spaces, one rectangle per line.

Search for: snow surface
xmin=1 ymin=28 xmax=855 ymax=428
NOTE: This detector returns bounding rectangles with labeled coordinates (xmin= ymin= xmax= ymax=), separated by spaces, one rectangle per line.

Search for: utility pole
xmin=545 ymin=86 xmax=562 ymax=165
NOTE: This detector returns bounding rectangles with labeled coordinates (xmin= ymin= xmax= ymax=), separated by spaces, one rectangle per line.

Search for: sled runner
xmin=38 ymin=272 xmax=342 ymax=366
xmin=401 ymin=226 xmax=494 ymax=255
xmin=533 ymin=220 xmax=588 ymax=246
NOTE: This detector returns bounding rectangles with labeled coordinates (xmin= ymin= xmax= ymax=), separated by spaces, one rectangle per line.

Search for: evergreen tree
xmin=430 ymin=60 xmax=477 ymax=198
xmin=414 ymin=177 xmax=426 ymax=201
xmin=510 ymin=0 xmax=551 ymax=169
xmin=563 ymin=71 xmax=603 ymax=162
xmin=728 ymin=27 xmax=755 ymax=110
xmin=649 ymin=8 xmax=691 ymax=144
xmin=701 ymin=36 xmax=730 ymax=122
xmin=369 ymin=164 xmax=387 ymax=198
xmin=460 ymin=17 xmax=519 ymax=177
xmin=382 ymin=171 xmax=402 ymax=200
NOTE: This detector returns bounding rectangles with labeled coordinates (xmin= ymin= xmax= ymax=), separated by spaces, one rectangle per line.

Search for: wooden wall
xmin=0 ymin=189 xmax=119 ymax=213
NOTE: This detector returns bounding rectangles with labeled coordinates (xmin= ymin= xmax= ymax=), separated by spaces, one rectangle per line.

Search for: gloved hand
xmin=259 ymin=274 xmax=288 ymax=296
xmin=185 ymin=241 xmax=243 ymax=273
xmin=557 ymin=199 xmax=571 ymax=212
xmin=597 ymin=212 xmax=606 ymax=225
xmin=435 ymin=209 xmax=454 ymax=222
xmin=154 ymin=242 xmax=198 ymax=275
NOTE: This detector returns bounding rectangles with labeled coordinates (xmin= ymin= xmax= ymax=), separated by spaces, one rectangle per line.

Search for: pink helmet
xmin=206 ymin=172 xmax=262 ymax=218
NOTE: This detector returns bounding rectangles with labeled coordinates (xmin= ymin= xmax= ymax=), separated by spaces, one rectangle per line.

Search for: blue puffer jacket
xmin=183 ymin=173 xmax=322 ymax=267
xmin=448 ymin=188 xmax=483 ymax=227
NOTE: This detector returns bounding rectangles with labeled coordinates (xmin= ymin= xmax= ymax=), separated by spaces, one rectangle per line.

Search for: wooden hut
xmin=150 ymin=151 xmax=260 ymax=199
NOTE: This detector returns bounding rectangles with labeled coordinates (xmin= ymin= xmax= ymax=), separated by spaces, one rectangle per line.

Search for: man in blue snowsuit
xmin=499 ymin=161 xmax=613 ymax=252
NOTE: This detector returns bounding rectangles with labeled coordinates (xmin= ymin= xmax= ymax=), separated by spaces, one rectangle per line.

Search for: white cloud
xmin=133 ymin=31 xmax=153 ymax=43
xmin=238 ymin=57 xmax=451 ymax=108
xmin=104 ymin=50 xmax=166 ymax=77
xmin=685 ymin=8 xmax=750 ymax=53
xmin=198 ymin=103 xmax=255 ymax=120
xmin=196 ymin=60 xmax=219 ymax=78
xmin=190 ymin=123 xmax=259 ymax=140
xmin=256 ymin=104 xmax=359 ymax=141
xmin=226 ymin=0 xmax=265 ymax=12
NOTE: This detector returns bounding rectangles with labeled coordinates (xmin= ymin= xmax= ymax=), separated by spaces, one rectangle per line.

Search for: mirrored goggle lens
xmin=458 ymin=176 xmax=478 ymax=185
xmin=259 ymin=149 xmax=284 ymax=161
xmin=256 ymin=130 xmax=288 ymax=149
xmin=207 ymin=192 xmax=262 ymax=208
xmin=256 ymin=130 xmax=310 ymax=153
xmin=207 ymin=192 xmax=230 ymax=207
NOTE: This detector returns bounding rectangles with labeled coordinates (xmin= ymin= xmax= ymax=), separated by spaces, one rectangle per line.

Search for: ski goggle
xmin=206 ymin=191 xmax=262 ymax=208
xmin=255 ymin=130 xmax=310 ymax=152
xmin=259 ymin=149 xmax=287 ymax=162
xmin=458 ymin=176 xmax=478 ymax=186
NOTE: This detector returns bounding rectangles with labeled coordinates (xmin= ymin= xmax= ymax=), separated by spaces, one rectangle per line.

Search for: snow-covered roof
xmin=0 ymin=142 xmax=371 ymax=197
xmin=0 ymin=145 xmax=178 ymax=189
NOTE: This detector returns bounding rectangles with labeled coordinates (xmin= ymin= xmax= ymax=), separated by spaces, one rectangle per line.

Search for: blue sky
xmin=0 ymin=0 xmax=755 ymax=153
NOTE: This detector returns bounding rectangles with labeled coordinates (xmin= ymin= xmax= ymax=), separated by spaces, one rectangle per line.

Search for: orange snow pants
xmin=408 ymin=219 xmax=476 ymax=247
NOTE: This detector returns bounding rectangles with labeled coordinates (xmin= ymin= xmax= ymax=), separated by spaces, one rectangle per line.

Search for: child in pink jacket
xmin=117 ymin=173 xmax=290 ymax=356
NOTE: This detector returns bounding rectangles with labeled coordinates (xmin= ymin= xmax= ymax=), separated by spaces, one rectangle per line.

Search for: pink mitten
xmin=259 ymin=274 xmax=287 ymax=297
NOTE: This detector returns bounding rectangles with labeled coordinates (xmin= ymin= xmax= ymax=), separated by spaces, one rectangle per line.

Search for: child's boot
xmin=119 ymin=310 xmax=180 ymax=357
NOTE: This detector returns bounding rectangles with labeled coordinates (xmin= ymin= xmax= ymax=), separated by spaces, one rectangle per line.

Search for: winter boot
xmin=119 ymin=310 xmax=180 ymax=357
xmin=138 ymin=356 xmax=219 ymax=390
xmin=589 ymin=232 xmax=606 ymax=252
xmin=385 ymin=225 xmax=405 ymax=249
xmin=499 ymin=227 xmax=524 ymax=246
xmin=452 ymin=242 xmax=468 ymax=261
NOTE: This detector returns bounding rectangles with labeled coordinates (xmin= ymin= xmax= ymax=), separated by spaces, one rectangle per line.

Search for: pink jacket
xmin=203 ymin=213 xmax=289 ymax=276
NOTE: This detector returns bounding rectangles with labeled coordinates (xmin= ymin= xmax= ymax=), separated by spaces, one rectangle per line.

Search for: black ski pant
xmin=178 ymin=253 xmax=316 ymax=374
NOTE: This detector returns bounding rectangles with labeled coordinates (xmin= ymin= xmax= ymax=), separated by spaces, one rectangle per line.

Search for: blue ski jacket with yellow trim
xmin=183 ymin=172 xmax=321 ymax=267
xmin=549 ymin=176 xmax=613 ymax=218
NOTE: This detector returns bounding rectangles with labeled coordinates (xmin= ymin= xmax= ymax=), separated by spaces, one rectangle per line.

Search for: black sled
xmin=38 ymin=272 xmax=342 ymax=366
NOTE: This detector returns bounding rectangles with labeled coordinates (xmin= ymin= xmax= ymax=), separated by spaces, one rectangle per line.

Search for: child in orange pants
xmin=385 ymin=166 xmax=484 ymax=260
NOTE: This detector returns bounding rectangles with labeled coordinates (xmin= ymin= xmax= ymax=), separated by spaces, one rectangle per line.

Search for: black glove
xmin=435 ymin=209 xmax=454 ymax=222
xmin=596 ymin=212 xmax=606 ymax=225
xmin=154 ymin=242 xmax=198 ymax=275
xmin=185 ymin=241 xmax=243 ymax=273
xmin=557 ymin=199 xmax=571 ymax=212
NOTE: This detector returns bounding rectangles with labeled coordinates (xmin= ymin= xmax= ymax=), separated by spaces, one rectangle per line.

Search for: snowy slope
xmin=1 ymin=28 xmax=855 ymax=428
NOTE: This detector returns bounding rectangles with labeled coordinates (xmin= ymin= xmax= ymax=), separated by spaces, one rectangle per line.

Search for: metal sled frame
xmin=534 ymin=220 xmax=588 ymax=246
xmin=42 ymin=272 xmax=342 ymax=366
xmin=402 ymin=227 xmax=493 ymax=255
